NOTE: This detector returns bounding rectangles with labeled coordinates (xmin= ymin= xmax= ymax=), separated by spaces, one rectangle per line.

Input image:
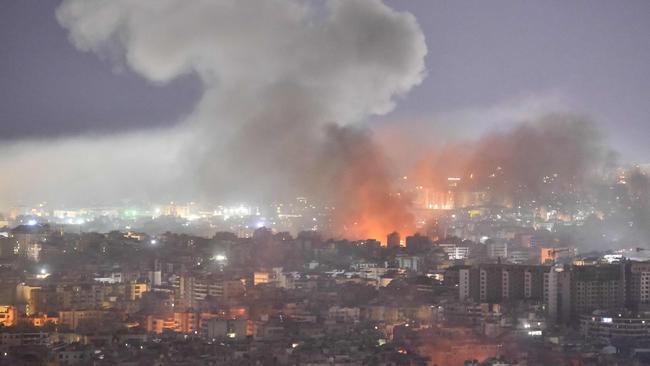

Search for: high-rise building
xmin=179 ymin=274 xmax=246 ymax=309
xmin=625 ymin=260 xmax=650 ymax=310
xmin=459 ymin=264 xmax=550 ymax=303
xmin=572 ymin=263 xmax=625 ymax=316
xmin=386 ymin=232 xmax=401 ymax=248
xmin=547 ymin=265 xmax=572 ymax=325
xmin=547 ymin=263 xmax=627 ymax=325
xmin=405 ymin=233 xmax=431 ymax=252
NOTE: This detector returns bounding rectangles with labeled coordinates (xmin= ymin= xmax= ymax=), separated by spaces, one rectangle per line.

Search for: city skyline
xmin=2 ymin=2 xmax=650 ymax=364
xmin=1 ymin=1 xmax=650 ymax=231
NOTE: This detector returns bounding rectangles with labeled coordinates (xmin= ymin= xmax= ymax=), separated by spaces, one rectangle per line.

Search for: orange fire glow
xmin=328 ymin=127 xmax=415 ymax=244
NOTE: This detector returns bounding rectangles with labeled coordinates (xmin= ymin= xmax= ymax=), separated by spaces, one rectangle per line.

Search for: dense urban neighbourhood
xmin=3 ymin=0 xmax=650 ymax=365
xmin=1 ymin=194 xmax=650 ymax=365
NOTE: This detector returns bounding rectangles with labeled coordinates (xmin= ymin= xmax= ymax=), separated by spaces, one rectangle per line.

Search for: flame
xmin=326 ymin=126 xmax=415 ymax=243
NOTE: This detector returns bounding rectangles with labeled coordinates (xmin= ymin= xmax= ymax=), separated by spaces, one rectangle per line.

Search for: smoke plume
xmin=319 ymin=125 xmax=415 ymax=240
xmin=0 ymin=0 xmax=427 ymax=240
xmin=413 ymin=114 xmax=615 ymax=208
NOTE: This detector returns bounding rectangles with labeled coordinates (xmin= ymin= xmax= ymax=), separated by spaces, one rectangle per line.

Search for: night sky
xmin=2 ymin=0 xmax=650 ymax=160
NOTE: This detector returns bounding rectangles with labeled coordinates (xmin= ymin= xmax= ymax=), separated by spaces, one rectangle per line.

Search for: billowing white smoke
xmin=57 ymin=0 xmax=425 ymax=121
xmin=0 ymin=0 xmax=427 ymax=214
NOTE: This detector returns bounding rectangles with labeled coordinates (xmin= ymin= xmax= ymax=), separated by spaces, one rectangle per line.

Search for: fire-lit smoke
xmin=0 ymin=0 xmax=427 ymax=240
xmin=413 ymin=114 xmax=615 ymax=208
xmin=614 ymin=167 xmax=650 ymax=243
xmin=319 ymin=125 xmax=415 ymax=241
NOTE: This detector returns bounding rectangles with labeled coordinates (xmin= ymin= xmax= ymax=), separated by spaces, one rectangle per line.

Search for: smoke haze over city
xmin=2 ymin=0 xmax=428 ymax=239
xmin=3 ymin=2 xmax=650 ymax=365
xmin=1 ymin=0 xmax=649 ymax=242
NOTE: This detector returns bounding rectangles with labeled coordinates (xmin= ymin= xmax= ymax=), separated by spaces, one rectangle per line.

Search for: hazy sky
xmin=2 ymin=0 xmax=650 ymax=160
